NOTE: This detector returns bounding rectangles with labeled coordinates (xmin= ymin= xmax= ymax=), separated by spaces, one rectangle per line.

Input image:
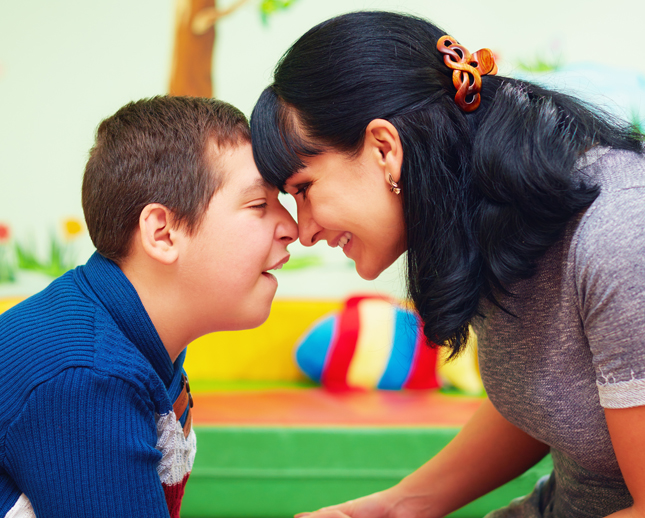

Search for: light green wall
xmin=1 ymin=0 xmax=643 ymax=298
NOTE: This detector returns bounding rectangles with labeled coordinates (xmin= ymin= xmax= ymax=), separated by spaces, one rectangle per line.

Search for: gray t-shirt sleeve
xmin=575 ymin=185 xmax=645 ymax=408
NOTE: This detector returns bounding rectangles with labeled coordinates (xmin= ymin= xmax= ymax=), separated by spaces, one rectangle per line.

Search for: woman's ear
xmin=364 ymin=119 xmax=404 ymax=184
xmin=138 ymin=203 xmax=180 ymax=265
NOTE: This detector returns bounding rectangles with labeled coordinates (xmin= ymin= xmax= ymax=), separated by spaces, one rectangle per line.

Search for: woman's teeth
xmin=338 ymin=232 xmax=352 ymax=249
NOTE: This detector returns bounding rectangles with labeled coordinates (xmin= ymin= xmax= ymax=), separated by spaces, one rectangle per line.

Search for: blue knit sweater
xmin=0 ymin=252 xmax=195 ymax=517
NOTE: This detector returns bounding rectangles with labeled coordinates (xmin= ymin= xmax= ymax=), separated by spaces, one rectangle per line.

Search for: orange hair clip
xmin=436 ymin=35 xmax=498 ymax=112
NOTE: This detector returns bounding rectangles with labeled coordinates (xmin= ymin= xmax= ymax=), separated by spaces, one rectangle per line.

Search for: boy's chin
xmin=212 ymin=279 xmax=277 ymax=331
xmin=225 ymin=303 xmax=273 ymax=331
xmin=241 ymin=311 xmax=271 ymax=330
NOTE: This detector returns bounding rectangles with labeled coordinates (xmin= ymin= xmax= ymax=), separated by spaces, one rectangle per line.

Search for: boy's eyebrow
xmin=240 ymin=177 xmax=275 ymax=196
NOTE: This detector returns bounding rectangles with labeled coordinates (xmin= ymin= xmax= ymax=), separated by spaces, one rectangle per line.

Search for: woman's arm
xmin=604 ymin=406 xmax=645 ymax=518
xmin=298 ymin=398 xmax=550 ymax=518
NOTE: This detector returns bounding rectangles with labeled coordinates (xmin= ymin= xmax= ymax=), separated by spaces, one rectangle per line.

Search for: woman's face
xmin=283 ymin=138 xmax=407 ymax=280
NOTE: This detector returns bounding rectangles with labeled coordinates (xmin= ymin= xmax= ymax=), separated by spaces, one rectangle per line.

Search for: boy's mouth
xmin=264 ymin=255 xmax=290 ymax=273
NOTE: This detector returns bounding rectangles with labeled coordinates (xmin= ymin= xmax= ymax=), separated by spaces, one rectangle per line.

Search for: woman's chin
xmin=354 ymin=249 xmax=405 ymax=280
xmin=354 ymin=261 xmax=385 ymax=281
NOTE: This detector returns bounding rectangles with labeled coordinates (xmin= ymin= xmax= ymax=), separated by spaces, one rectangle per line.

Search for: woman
xmin=250 ymin=11 xmax=645 ymax=518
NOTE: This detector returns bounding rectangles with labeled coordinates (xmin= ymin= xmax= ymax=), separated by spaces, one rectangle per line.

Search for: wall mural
xmin=513 ymin=39 xmax=645 ymax=133
xmin=169 ymin=0 xmax=297 ymax=97
xmin=0 ymin=219 xmax=85 ymax=285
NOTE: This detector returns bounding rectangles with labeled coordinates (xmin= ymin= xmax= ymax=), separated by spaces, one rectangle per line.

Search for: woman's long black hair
xmin=250 ymin=11 xmax=642 ymax=357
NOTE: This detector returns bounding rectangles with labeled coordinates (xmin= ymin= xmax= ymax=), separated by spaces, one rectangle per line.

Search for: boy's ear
xmin=138 ymin=203 xmax=180 ymax=265
xmin=364 ymin=118 xmax=404 ymax=184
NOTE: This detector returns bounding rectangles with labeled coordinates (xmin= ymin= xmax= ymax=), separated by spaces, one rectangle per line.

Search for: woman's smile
xmin=329 ymin=231 xmax=353 ymax=249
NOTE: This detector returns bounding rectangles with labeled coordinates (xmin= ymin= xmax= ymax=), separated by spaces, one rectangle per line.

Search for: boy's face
xmin=180 ymin=142 xmax=298 ymax=332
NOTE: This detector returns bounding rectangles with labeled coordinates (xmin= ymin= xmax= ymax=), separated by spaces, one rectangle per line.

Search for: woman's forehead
xmin=283 ymin=169 xmax=309 ymax=185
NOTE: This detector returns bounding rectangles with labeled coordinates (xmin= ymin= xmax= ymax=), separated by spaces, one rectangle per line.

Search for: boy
xmin=0 ymin=96 xmax=298 ymax=517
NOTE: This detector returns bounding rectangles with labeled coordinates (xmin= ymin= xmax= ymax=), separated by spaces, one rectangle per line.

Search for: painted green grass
xmin=0 ymin=246 xmax=16 ymax=283
xmin=15 ymin=234 xmax=77 ymax=278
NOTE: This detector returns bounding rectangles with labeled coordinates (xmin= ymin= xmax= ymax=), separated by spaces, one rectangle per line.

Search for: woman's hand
xmin=605 ymin=508 xmax=645 ymax=518
xmin=294 ymin=487 xmax=416 ymax=518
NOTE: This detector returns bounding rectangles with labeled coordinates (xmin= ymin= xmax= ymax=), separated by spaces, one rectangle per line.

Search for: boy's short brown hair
xmin=82 ymin=96 xmax=251 ymax=262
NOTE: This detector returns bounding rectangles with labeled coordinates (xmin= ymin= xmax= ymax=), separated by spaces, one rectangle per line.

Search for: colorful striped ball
xmin=295 ymin=295 xmax=440 ymax=390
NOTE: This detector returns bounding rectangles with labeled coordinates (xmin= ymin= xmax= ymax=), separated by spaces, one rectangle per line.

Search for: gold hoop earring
xmin=388 ymin=174 xmax=401 ymax=195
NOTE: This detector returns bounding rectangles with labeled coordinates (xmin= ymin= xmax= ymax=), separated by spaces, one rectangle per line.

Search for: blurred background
xmin=1 ymin=0 xmax=644 ymax=299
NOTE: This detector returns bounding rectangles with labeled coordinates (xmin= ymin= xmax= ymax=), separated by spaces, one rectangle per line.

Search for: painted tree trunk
xmin=169 ymin=0 xmax=216 ymax=97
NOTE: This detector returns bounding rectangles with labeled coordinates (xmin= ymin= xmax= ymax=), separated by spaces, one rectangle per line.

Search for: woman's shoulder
xmin=571 ymin=147 xmax=645 ymax=284
xmin=576 ymin=146 xmax=645 ymax=195
xmin=575 ymin=146 xmax=645 ymax=234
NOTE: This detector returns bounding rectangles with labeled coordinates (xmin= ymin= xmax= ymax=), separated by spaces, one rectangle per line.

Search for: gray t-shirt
xmin=473 ymin=147 xmax=645 ymax=517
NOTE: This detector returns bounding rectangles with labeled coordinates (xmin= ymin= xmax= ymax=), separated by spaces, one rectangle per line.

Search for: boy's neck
xmin=118 ymin=256 xmax=197 ymax=363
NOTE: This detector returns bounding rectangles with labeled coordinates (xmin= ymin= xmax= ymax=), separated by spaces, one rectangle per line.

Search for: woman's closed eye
xmin=294 ymin=183 xmax=311 ymax=200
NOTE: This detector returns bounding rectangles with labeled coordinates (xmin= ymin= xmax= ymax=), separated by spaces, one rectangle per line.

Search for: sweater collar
xmin=74 ymin=251 xmax=180 ymax=387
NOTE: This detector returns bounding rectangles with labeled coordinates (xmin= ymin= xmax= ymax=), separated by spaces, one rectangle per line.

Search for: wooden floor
xmin=192 ymin=388 xmax=483 ymax=427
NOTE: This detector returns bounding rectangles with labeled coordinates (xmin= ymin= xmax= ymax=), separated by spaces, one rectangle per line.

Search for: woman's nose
xmin=297 ymin=204 xmax=324 ymax=246
xmin=278 ymin=206 xmax=299 ymax=244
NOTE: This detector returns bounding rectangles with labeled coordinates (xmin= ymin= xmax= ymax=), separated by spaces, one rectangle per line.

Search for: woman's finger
xmin=294 ymin=512 xmax=352 ymax=518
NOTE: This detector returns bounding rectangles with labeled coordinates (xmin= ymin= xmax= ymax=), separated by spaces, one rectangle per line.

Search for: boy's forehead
xmin=210 ymin=141 xmax=276 ymax=195
xmin=239 ymin=176 xmax=274 ymax=196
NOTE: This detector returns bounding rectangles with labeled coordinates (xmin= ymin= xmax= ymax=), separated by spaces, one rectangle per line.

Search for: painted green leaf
xmin=259 ymin=0 xmax=297 ymax=25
